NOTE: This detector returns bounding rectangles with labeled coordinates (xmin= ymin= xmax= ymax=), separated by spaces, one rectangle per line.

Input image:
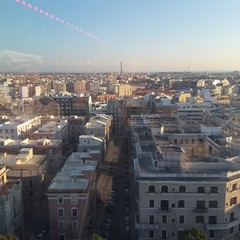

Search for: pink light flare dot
xmin=50 ymin=15 xmax=54 ymax=19
xmin=16 ymin=0 xmax=20 ymax=3
xmin=39 ymin=9 xmax=44 ymax=14
xmin=45 ymin=12 xmax=49 ymax=17
xmin=75 ymin=26 xmax=78 ymax=30
xmin=56 ymin=17 xmax=59 ymax=21
xmin=61 ymin=20 xmax=65 ymax=24
xmin=33 ymin=6 xmax=38 ymax=11
xmin=21 ymin=1 xmax=26 ymax=5
xmin=28 ymin=4 xmax=32 ymax=8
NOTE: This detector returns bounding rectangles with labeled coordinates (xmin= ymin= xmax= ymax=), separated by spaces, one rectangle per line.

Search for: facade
xmin=0 ymin=166 xmax=24 ymax=239
xmin=84 ymin=114 xmax=112 ymax=144
xmin=31 ymin=119 xmax=68 ymax=155
xmin=130 ymin=114 xmax=240 ymax=240
xmin=107 ymin=99 xmax=127 ymax=135
xmin=0 ymin=116 xmax=42 ymax=140
xmin=53 ymin=94 xmax=92 ymax=118
xmin=63 ymin=116 xmax=86 ymax=152
xmin=47 ymin=154 xmax=97 ymax=240
xmin=0 ymin=138 xmax=63 ymax=175
xmin=78 ymin=135 xmax=104 ymax=160
xmin=0 ymin=148 xmax=49 ymax=219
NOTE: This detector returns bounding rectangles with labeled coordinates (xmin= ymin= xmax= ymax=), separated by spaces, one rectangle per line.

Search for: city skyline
xmin=1 ymin=0 xmax=240 ymax=72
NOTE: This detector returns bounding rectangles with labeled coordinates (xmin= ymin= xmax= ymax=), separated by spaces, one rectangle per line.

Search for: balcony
xmin=135 ymin=222 xmax=159 ymax=230
xmin=207 ymin=217 xmax=240 ymax=230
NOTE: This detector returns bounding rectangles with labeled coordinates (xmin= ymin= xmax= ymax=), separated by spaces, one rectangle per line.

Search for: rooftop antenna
xmin=120 ymin=61 xmax=123 ymax=76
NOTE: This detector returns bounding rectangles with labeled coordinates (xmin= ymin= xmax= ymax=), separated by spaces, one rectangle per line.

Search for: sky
xmin=1 ymin=0 xmax=240 ymax=72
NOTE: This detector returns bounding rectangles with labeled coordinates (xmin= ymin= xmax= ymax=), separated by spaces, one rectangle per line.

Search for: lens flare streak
xmin=16 ymin=0 xmax=108 ymax=45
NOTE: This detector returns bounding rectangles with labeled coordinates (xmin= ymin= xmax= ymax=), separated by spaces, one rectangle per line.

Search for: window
xmin=209 ymin=230 xmax=214 ymax=238
xmin=58 ymin=208 xmax=64 ymax=217
xmin=192 ymin=139 xmax=195 ymax=144
xmin=179 ymin=186 xmax=186 ymax=193
xmin=72 ymin=220 xmax=78 ymax=230
xmin=148 ymin=185 xmax=155 ymax=193
xmin=178 ymin=200 xmax=185 ymax=208
xmin=209 ymin=201 xmax=218 ymax=208
xmin=196 ymin=216 xmax=204 ymax=224
xmin=208 ymin=216 xmax=217 ymax=224
xmin=161 ymin=200 xmax=169 ymax=211
xmin=162 ymin=215 xmax=167 ymax=223
xmin=29 ymin=190 xmax=33 ymax=198
xmin=58 ymin=196 xmax=64 ymax=204
xmin=180 ymin=139 xmax=183 ymax=144
xmin=161 ymin=185 xmax=168 ymax=193
xmin=72 ymin=208 xmax=78 ymax=217
xmin=230 ymin=227 xmax=234 ymax=234
xmin=149 ymin=230 xmax=154 ymax=238
xmin=232 ymin=183 xmax=237 ymax=191
xmin=162 ymin=230 xmax=167 ymax=239
xmin=230 ymin=212 xmax=235 ymax=222
xmin=196 ymin=201 xmax=205 ymax=209
xmin=71 ymin=195 xmax=77 ymax=204
xmin=149 ymin=215 xmax=155 ymax=224
xmin=29 ymin=180 xmax=33 ymax=189
xmin=59 ymin=234 xmax=65 ymax=240
xmin=230 ymin=197 xmax=237 ymax=206
xmin=149 ymin=200 xmax=154 ymax=208
xmin=198 ymin=186 xmax=205 ymax=193
xmin=210 ymin=186 xmax=218 ymax=193
xmin=179 ymin=215 xmax=184 ymax=223
xmin=58 ymin=220 xmax=65 ymax=230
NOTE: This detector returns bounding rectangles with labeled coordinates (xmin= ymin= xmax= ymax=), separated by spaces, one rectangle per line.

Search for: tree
xmin=179 ymin=227 xmax=208 ymax=240
xmin=0 ymin=235 xmax=18 ymax=240
xmin=90 ymin=234 xmax=103 ymax=240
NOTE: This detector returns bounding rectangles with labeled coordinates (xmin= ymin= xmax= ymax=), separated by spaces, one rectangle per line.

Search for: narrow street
xmin=94 ymin=135 xmax=137 ymax=240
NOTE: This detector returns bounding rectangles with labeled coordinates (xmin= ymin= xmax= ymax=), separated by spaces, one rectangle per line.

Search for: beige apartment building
xmin=0 ymin=148 xmax=49 ymax=219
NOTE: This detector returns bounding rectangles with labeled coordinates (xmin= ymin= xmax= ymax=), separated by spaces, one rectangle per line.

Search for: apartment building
xmin=78 ymin=135 xmax=104 ymax=160
xmin=0 ymin=116 xmax=41 ymax=140
xmin=0 ymin=148 xmax=48 ymax=219
xmin=130 ymin=114 xmax=240 ymax=240
xmin=31 ymin=119 xmax=68 ymax=154
xmin=84 ymin=114 xmax=112 ymax=143
xmin=0 ymin=138 xmax=63 ymax=175
xmin=0 ymin=166 xmax=24 ymax=239
xmin=47 ymin=154 xmax=97 ymax=240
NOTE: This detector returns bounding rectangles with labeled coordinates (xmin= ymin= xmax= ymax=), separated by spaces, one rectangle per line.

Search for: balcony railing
xmin=135 ymin=222 xmax=159 ymax=230
xmin=207 ymin=217 xmax=240 ymax=230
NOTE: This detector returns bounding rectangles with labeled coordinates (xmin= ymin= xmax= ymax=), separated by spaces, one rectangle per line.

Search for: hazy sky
xmin=1 ymin=0 xmax=240 ymax=72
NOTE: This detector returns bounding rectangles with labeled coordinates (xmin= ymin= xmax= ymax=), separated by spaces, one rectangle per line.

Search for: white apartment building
xmin=78 ymin=135 xmax=104 ymax=160
xmin=84 ymin=114 xmax=112 ymax=143
xmin=0 ymin=116 xmax=41 ymax=140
